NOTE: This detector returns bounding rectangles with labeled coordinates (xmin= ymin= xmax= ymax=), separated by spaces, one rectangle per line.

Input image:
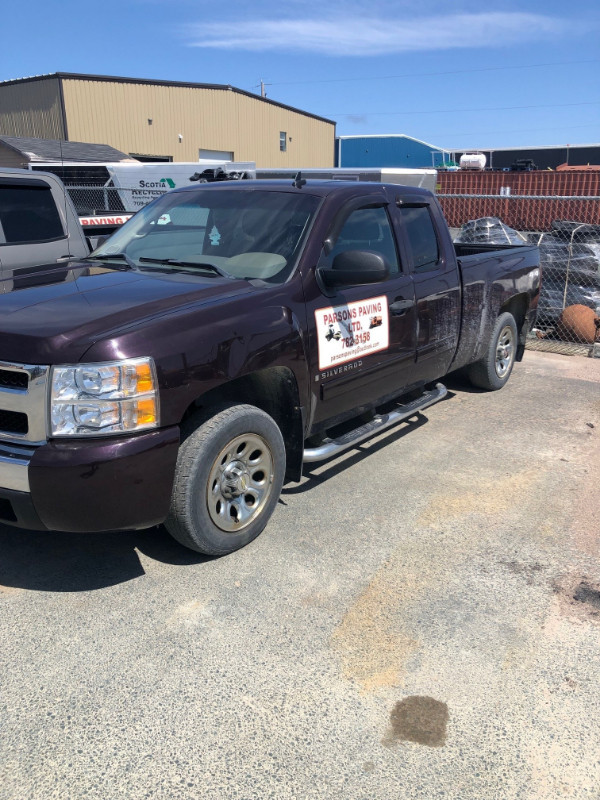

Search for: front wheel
xmin=165 ymin=404 xmax=286 ymax=555
xmin=467 ymin=312 xmax=518 ymax=391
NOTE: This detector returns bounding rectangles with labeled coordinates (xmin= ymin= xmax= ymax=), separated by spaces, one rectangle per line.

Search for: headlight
xmin=50 ymin=357 xmax=159 ymax=437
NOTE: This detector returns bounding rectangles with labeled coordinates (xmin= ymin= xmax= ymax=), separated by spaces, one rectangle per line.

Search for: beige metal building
xmin=0 ymin=72 xmax=336 ymax=167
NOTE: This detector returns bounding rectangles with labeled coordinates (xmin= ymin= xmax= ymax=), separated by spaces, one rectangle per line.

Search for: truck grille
xmin=0 ymin=370 xmax=28 ymax=390
xmin=0 ymin=362 xmax=49 ymax=444
xmin=0 ymin=409 xmax=28 ymax=435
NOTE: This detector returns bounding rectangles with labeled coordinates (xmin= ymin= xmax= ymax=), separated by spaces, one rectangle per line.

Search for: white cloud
xmin=186 ymin=12 xmax=565 ymax=55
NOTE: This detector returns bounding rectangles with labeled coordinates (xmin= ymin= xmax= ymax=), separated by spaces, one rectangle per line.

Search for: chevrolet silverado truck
xmin=0 ymin=180 xmax=540 ymax=554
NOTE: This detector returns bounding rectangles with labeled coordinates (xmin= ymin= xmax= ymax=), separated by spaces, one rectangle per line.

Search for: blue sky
xmin=2 ymin=0 xmax=599 ymax=151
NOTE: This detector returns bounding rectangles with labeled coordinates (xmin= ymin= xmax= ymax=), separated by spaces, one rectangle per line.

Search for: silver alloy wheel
xmin=207 ymin=433 xmax=274 ymax=533
xmin=495 ymin=325 xmax=515 ymax=378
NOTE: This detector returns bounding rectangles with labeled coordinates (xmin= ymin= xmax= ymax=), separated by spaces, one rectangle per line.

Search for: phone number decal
xmin=315 ymin=295 xmax=389 ymax=370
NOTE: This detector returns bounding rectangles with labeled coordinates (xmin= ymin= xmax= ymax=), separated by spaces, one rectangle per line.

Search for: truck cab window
xmin=399 ymin=206 xmax=440 ymax=272
xmin=0 ymin=185 xmax=64 ymax=244
xmin=93 ymin=189 xmax=320 ymax=283
xmin=327 ymin=206 xmax=399 ymax=274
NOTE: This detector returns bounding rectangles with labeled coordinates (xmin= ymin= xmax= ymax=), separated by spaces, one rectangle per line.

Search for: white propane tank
xmin=459 ymin=153 xmax=487 ymax=170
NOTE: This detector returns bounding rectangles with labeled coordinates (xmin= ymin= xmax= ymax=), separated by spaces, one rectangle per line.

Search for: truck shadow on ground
xmin=0 ymin=524 xmax=209 ymax=593
xmin=0 ymin=387 xmax=464 ymax=593
xmin=283 ymin=411 xmax=431 ymax=496
xmin=443 ymin=369 xmax=488 ymax=394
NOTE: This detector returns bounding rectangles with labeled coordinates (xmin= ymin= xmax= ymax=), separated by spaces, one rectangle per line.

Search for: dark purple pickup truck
xmin=0 ymin=180 xmax=540 ymax=554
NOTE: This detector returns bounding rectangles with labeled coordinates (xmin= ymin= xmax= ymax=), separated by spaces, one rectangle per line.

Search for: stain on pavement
xmin=417 ymin=470 xmax=538 ymax=527
xmin=330 ymin=554 xmax=419 ymax=692
xmin=550 ymin=574 xmax=600 ymax=624
xmin=383 ymin=696 xmax=449 ymax=747
xmin=500 ymin=560 xmax=546 ymax=585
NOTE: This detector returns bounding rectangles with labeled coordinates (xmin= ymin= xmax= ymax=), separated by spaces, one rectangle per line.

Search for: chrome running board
xmin=303 ymin=382 xmax=447 ymax=463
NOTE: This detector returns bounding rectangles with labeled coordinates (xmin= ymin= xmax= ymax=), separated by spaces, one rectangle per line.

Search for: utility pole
xmin=256 ymin=79 xmax=272 ymax=98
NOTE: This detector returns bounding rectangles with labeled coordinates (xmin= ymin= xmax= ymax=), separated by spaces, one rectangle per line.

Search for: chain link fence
xmin=65 ymin=185 xmax=164 ymax=215
xmin=439 ymin=193 xmax=600 ymax=356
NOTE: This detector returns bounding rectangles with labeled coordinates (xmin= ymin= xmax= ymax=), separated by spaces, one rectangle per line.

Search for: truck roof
xmin=0 ymin=166 xmax=68 ymax=183
xmin=174 ymin=180 xmax=434 ymax=200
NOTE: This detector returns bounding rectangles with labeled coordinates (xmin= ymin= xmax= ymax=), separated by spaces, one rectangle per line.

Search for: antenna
xmin=58 ymin=138 xmax=73 ymax=260
xmin=293 ymin=171 xmax=306 ymax=189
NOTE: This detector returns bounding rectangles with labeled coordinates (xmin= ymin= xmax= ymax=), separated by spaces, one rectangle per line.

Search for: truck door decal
xmin=315 ymin=295 xmax=389 ymax=370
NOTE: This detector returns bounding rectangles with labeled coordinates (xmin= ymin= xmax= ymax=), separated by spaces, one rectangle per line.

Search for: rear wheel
xmin=467 ymin=311 xmax=518 ymax=391
xmin=166 ymin=404 xmax=286 ymax=555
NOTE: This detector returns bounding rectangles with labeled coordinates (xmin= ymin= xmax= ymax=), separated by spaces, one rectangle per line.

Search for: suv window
xmin=398 ymin=206 xmax=440 ymax=272
xmin=0 ymin=184 xmax=64 ymax=244
xmin=329 ymin=206 xmax=399 ymax=273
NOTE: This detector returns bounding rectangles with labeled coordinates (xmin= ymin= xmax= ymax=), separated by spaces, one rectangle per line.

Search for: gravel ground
xmin=0 ymin=350 xmax=599 ymax=800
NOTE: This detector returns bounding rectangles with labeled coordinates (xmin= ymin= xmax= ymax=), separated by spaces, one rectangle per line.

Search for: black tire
xmin=165 ymin=404 xmax=286 ymax=555
xmin=467 ymin=312 xmax=518 ymax=391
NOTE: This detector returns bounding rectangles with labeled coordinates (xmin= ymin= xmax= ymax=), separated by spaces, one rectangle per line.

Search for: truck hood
xmin=0 ymin=261 xmax=253 ymax=364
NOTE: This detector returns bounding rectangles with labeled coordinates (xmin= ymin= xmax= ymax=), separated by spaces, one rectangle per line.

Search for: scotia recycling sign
xmin=107 ymin=163 xmax=255 ymax=210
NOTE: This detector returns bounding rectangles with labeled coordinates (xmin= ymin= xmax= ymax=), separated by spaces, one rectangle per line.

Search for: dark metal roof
xmin=0 ymin=135 xmax=134 ymax=163
xmin=0 ymin=72 xmax=335 ymax=126
xmin=450 ymin=145 xmax=600 ymax=171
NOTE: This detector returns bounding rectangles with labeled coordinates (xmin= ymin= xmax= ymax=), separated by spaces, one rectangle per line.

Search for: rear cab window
xmin=397 ymin=206 xmax=440 ymax=273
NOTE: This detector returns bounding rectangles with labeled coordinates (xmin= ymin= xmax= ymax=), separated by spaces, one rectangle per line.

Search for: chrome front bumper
xmin=0 ymin=443 xmax=34 ymax=492
xmin=0 ymin=360 xmax=49 ymax=494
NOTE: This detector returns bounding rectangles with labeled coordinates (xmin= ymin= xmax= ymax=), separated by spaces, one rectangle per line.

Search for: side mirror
xmin=319 ymin=250 xmax=389 ymax=287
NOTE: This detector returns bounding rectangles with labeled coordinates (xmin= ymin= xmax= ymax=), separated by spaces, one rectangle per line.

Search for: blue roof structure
xmin=337 ymin=134 xmax=449 ymax=169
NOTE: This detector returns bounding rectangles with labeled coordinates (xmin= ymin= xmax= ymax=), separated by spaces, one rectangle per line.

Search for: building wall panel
xmin=61 ymin=78 xmax=334 ymax=167
xmin=0 ymin=78 xmax=64 ymax=139
xmin=0 ymin=142 xmax=26 ymax=168
xmin=0 ymin=142 xmax=27 ymax=169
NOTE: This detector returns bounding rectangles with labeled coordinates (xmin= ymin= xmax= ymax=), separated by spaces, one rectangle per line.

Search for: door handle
xmin=56 ymin=255 xmax=72 ymax=262
xmin=389 ymin=298 xmax=415 ymax=315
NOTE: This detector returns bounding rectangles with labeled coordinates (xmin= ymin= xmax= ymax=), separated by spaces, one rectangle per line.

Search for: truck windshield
xmin=91 ymin=189 xmax=320 ymax=283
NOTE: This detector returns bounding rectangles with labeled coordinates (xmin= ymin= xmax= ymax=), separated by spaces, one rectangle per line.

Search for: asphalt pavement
xmin=1 ymin=349 xmax=599 ymax=800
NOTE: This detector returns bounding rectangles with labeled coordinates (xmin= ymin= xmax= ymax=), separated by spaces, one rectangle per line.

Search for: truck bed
xmin=453 ymin=242 xmax=534 ymax=260
xmin=452 ymin=243 xmax=540 ymax=372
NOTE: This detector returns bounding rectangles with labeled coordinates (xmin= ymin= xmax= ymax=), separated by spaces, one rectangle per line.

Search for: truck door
xmin=392 ymin=198 xmax=461 ymax=384
xmin=302 ymin=198 xmax=417 ymax=429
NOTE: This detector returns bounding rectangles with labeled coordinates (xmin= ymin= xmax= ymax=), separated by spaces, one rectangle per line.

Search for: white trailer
xmin=255 ymin=167 xmax=438 ymax=192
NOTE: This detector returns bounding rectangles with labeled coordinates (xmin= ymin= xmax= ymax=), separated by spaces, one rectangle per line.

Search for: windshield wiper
xmin=138 ymin=257 xmax=230 ymax=278
xmin=85 ymin=253 xmax=137 ymax=270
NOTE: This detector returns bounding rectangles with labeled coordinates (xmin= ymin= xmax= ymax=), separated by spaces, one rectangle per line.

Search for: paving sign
xmin=315 ymin=295 xmax=389 ymax=370
xmin=79 ymin=214 xmax=133 ymax=227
